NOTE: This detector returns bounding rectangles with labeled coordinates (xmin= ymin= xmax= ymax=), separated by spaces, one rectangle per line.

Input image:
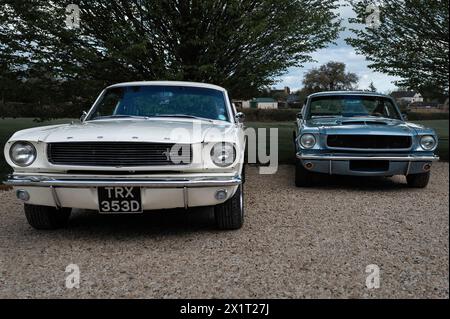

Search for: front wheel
xmin=406 ymin=171 xmax=431 ymax=188
xmin=24 ymin=204 xmax=71 ymax=230
xmin=214 ymin=185 xmax=244 ymax=230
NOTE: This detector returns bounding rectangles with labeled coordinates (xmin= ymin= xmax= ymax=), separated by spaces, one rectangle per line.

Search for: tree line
xmin=0 ymin=0 xmax=448 ymax=119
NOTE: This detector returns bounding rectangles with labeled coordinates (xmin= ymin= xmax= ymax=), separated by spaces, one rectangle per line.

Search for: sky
xmin=274 ymin=1 xmax=401 ymax=94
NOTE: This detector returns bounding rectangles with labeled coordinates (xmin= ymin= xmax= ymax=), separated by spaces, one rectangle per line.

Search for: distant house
xmin=409 ymin=101 xmax=440 ymax=109
xmin=286 ymin=94 xmax=302 ymax=108
xmin=233 ymin=100 xmax=250 ymax=109
xmin=391 ymin=91 xmax=424 ymax=104
xmin=250 ymin=97 xmax=278 ymax=109
xmin=443 ymin=98 xmax=449 ymax=111
xmin=270 ymin=86 xmax=291 ymax=96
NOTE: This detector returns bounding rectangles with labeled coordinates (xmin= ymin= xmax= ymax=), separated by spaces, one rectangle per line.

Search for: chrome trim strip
xmin=297 ymin=154 xmax=439 ymax=162
xmin=183 ymin=187 xmax=188 ymax=209
xmin=50 ymin=186 xmax=61 ymax=209
xmin=406 ymin=161 xmax=412 ymax=175
xmin=4 ymin=176 xmax=241 ymax=188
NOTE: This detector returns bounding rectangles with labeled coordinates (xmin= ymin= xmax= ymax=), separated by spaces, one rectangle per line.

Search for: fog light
xmin=16 ymin=190 xmax=30 ymax=201
xmin=423 ymin=163 xmax=432 ymax=172
xmin=305 ymin=162 xmax=314 ymax=170
xmin=215 ymin=189 xmax=228 ymax=201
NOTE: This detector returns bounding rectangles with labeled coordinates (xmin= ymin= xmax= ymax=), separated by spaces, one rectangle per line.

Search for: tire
xmin=406 ymin=171 xmax=431 ymax=188
xmin=24 ymin=204 xmax=71 ymax=230
xmin=295 ymin=158 xmax=313 ymax=187
xmin=214 ymin=185 xmax=244 ymax=230
xmin=241 ymin=164 xmax=246 ymax=184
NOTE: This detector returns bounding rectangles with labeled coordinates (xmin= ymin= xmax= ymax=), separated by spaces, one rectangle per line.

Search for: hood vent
xmin=340 ymin=121 xmax=388 ymax=126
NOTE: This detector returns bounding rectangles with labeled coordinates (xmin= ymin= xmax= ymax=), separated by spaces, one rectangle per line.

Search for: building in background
xmin=391 ymin=91 xmax=424 ymax=104
xmin=250 ymin=97 xmax=278 ymax=109
xmin=409 ymin=101 xmax=440 ymax=109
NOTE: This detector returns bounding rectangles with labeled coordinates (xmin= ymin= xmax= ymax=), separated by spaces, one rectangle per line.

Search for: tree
xmin=346 ymin=0 xmax=449 ymax=96
xmin=0 ymin=0 xmax=341 ymax=113
xmin=302 ymin=61 xmax=359 ymax=93
xmin=368 ymin=82 xmax=377 ymax=92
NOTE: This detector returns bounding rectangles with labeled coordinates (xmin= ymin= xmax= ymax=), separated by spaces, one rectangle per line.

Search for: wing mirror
xmin=402 ymin=112 xmax=408 ymax=121
xmin=235 ymin=112 xmax=245 ymax=123
xmin=80 ymin=111 xmax=88 ymax=122
xmin=296 ymin=112 xmax=303 ymax=120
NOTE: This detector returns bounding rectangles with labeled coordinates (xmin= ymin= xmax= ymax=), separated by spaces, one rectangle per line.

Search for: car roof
xmin=308 ymin=91 xmax=392 ymax=99
xmin=107 ymin=81 xmax=227 ymax=92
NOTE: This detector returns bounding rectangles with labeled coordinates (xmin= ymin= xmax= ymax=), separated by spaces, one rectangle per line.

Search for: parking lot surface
xmin=0 ymin=163 xmax=448 ymax=298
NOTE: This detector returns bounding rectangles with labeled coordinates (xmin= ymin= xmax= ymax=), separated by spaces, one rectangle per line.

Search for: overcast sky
xmin=274 ymin=1 xmax=401 ymax=94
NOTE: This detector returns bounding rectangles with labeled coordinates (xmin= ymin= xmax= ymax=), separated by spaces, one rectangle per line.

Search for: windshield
xmin=307 ymin=95 xmax=401 ymax=120
xmin=88 ymin=85 xmax=230 ymax=121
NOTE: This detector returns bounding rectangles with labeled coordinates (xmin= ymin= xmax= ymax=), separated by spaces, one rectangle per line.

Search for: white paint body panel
xmin=5 ymin=81 xmax=245 ymax=211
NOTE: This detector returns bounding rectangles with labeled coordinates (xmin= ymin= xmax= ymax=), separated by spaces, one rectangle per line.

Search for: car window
xmin=308 ymin=95 xmax=401 ymax=120
xmin=90 ymin=85 xmax=229 ymax=121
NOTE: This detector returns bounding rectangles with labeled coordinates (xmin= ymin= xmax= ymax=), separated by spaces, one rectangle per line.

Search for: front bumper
xmin=4 ymin=175 xmax=241 ymax=210
xmin=296 ymin=153 xmax=439 ymax=176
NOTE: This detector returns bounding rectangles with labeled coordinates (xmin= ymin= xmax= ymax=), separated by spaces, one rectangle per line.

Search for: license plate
xmin=98 ymin=187 xmax=142 ymax=214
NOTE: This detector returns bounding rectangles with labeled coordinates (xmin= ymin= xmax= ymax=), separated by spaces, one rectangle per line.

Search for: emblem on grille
xmin=162 ymin=148 xmax=172 ymax=161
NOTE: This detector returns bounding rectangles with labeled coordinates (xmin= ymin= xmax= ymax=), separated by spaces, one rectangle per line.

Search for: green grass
xmin=245 ymin=121 xmax=296 ymax=164
xmin=0 ymin=118 xmax=448 ymax=182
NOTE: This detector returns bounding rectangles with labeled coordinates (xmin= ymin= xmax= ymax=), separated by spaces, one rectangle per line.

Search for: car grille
xmin=326 ymin=135 xmax=412 ymax=149
xmin=47 ymin=142 xmax=192 ymax=166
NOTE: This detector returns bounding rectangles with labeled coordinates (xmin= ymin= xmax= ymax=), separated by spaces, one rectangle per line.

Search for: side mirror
xmin=296 ymin=112 xmax=303 ymax=120
xmin=235 ymin=112 xmax=245 ymax=123
xmin=402 ymin=113 xmax=408 ymax=121
xmin=80 ymin=111 xmax=88 ymax=122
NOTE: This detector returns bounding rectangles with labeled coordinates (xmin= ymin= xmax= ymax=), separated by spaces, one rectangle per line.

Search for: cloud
xmin=274 ymin=1 xmax=402 ymax=94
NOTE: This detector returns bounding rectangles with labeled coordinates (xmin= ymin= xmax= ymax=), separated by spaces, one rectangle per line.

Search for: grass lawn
xmin=0 ymin=118 xmax=448 ymax=181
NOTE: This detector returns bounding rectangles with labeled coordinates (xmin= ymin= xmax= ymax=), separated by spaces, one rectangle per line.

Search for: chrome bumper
xmin=296 ymin=154 xmax=439 ymax=161
xmin=4 ymin=175 xmax=242 ymax=188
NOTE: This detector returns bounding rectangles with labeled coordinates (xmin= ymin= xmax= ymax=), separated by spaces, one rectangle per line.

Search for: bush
xmin=0 ymin=102 xmax=84 ymax=121
xmin=240 ymin=108 xmax=300 ymax=122
xmin=239 ymin=108 xmax=449 ymax=122
xmin=406 ymin=112 xmax=449 ymax=121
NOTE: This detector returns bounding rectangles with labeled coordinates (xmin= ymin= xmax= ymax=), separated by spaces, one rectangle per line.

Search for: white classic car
xmin=4 ymin=81 xmax=246 ymax=230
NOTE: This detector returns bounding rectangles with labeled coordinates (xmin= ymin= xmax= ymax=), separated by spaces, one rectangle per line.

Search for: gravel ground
xmin=0 ymin=163 xmax=448 ymax=299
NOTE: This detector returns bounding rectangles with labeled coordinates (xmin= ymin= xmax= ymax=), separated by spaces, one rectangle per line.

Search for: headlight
xmin=300 ymin=134 xmax=316 ymax=149
xmin=9 ymin=141 xmax=37 ymax=167
xmin=420 ymin=135 xmax=437 ymax=150
xmin=210 ymin=142 xmax=236 ymax=167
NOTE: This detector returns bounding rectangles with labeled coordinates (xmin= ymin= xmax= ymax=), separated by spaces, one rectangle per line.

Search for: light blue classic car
xmin=294 ymin=91 xmax=439 ymax=188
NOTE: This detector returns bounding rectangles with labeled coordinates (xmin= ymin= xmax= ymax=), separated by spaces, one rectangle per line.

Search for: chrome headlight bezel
xmin=420 ymin=135 xmax=437 ymax=151
xmin=210 ymin=142 xmax=236 ymax=167
xmin=9 ymin=141 xmax=37 ymax=167
xmin=300 ymin=134 xmax=316 ymax=149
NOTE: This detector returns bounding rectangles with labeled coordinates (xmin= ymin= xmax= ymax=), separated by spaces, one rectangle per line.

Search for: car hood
xmin=306 ymin=117 xmax=419 ymax=136
xmin=10 ymin=119 xmax=239 ymax=144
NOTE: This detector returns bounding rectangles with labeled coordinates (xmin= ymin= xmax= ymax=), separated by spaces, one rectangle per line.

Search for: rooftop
xmin=107 ymin=81 xmax=227 ymax=92
xmin=391 ymin=91 xmax=418 ymax=98
xmin=308 ymin=91 xmax=391 ymax=99
xmin=253 ymin=97 xmax=277 ymax=103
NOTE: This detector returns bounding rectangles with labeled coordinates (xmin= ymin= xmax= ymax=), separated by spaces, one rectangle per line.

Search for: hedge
xmin=406 ymin=112 xmax=449 ymax=121
xmin=240 ymin=108 xmax=300 ymax=122
xmin=240 ymin=108 xmax=449 ymax=122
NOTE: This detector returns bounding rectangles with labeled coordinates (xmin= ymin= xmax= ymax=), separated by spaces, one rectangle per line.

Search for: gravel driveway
xmin=0 ymin=163 xmax=448 ymax=298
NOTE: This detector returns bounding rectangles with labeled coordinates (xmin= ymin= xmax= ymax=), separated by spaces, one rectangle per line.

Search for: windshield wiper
xmin=154 ymin=114 xmax=214 ymax=122
xmin=92 ymin=115 xmax=150 ymax=120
